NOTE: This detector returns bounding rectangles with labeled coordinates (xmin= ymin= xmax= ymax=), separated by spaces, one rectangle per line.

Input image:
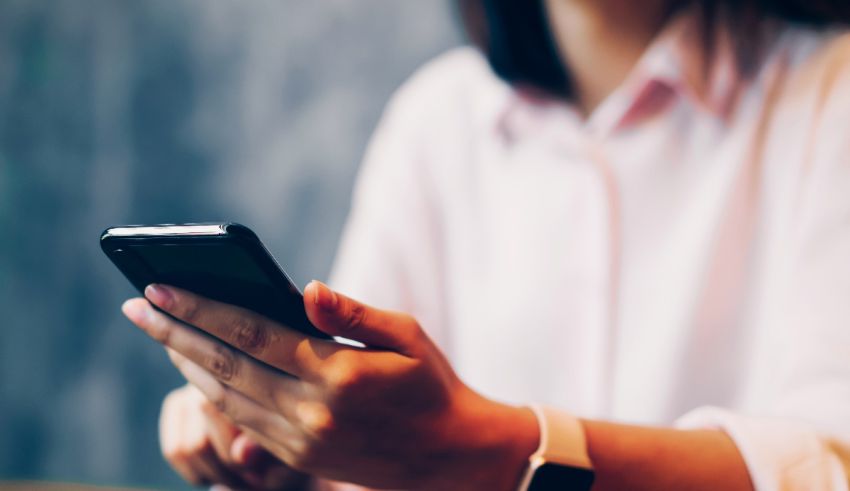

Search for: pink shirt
xmin=330 ymin=12 xmax=850 ymax=490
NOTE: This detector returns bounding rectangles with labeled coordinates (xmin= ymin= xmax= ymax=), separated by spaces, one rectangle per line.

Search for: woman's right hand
xmin=159 ymin=383 xmax=309 ymax=490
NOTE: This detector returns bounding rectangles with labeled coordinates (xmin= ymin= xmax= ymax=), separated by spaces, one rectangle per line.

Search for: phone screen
xmin=125 ymin=241 xmax=304 ymax=325
xmin=129 ymin=243 xmax=274 ymax=287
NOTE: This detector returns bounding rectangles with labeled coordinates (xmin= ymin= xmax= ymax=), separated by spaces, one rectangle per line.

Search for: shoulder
xmin=379 ymin=46 xmax=512 ymax=132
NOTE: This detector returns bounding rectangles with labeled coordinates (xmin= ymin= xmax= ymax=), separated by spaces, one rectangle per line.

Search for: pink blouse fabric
xmin=328 ymin=11 xmax=850 ymax=490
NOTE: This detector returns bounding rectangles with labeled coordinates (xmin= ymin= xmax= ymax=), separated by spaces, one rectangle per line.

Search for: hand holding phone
xmin=120 ymin=278 xmax=532 ymax=491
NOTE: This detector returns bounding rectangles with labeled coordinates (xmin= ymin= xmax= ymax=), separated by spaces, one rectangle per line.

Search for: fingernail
xmin=121 ymin=299 xmax=150 ymax=324
xmin=313 ymin=281 xmax=338 ymax=312
xmin=145 ymin=284 xmax=174 ymax=309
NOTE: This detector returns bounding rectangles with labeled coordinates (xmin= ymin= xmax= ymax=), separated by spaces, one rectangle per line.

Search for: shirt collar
xmin=494 ymin=8 xmax=745 ymax=141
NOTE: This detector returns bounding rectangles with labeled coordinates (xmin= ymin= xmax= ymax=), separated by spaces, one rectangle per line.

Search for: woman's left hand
xmin=122 ymin=281 xmax=538 ymax=491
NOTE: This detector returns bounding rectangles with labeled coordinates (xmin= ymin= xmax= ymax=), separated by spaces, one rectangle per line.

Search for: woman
xmin=123 ymin=0 xmax=850 ymax=489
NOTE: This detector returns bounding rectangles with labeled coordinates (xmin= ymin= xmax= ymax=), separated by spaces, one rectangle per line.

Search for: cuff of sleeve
xmin=675 ymin=406 xmax=847 ymax=491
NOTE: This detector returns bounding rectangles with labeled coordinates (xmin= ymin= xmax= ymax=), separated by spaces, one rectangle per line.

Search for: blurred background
xmin=0 ymin=0 xmax=461 ymax=488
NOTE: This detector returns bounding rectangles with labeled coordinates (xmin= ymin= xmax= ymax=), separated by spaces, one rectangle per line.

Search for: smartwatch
xmin=516 ymin=405 xmax=595 ymax=491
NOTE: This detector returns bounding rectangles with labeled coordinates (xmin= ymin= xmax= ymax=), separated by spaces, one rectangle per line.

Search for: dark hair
xmin=457 ymin=0 xmax=850 ymax=99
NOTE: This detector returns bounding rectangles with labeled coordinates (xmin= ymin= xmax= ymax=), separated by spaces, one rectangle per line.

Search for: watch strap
xmin=516 ymin=405 xmax=593 ymax=491
xmin=529 ymin=404 xmax=592 ymax=469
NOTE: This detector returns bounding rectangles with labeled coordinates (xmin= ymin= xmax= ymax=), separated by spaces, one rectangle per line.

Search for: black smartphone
xmin=101 ymin=222 xmax=329 ymax=339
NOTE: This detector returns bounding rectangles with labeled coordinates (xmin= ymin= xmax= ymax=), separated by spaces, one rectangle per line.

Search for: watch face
xmin=528 ymin=463 xmax=595 ymax=490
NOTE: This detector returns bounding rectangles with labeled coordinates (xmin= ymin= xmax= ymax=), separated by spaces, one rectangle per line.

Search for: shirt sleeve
xmin=675 ymin=40 xmax=850 ymax=491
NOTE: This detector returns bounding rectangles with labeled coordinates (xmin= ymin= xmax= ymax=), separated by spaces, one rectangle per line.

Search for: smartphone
xmin=101 ymin=222 xmax=329 ymax=339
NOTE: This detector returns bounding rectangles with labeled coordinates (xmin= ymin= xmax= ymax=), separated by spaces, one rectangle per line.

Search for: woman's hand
xmin=158 ymin=383 xmax=308 ymax=489
xmin=123 ymin=281 xmax=538 ymax=490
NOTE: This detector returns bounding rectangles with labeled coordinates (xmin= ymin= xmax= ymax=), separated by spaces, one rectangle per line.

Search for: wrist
xmin=492 ymin=405 xmax=542 ymax=491
xmin=437 ymin=390 xmax=539 ymax=491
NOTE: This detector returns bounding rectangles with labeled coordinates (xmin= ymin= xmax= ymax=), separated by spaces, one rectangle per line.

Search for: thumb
xmin=303 ymin=280 xmax=425 ymax=355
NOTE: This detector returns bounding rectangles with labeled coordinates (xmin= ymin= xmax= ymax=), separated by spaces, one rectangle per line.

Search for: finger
xmin=124 ymin=297 xmax=304 ymax=410
xmin=165 ymin=345 xmax=302 ymax=423
xmin=197 ymin=404 xmax=268 ymax=488
xmin=304 ymin=281 xmax=427 ymax=356
xmin=238 ymin=425 xmax=299 ymax=471
xmin=199 ymin=395 xmax=240 ymax=466
xmin=169 ymin=352 xmax=300 ymax=446
xmin=159 ymin=388 xmax=207 ymax=486
xmin=142 ymin=285 xmax=335 ymax=378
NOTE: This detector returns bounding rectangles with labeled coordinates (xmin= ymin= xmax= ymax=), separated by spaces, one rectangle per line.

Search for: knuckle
xmin=230 ymin=316 xmax=269 ymax=355
xmin=206 ymin=344 xmax=239 ymax=382
xmin=298 ymin=402 xmax=336 ymax=440
xmin=180 ymin=297 xmax=202 ymax=325
xmin=344 ymin=302 xmax=367 ymax=331
xmin=334 ymin=370 xmax=359 ymax=393
xmin=149 ymin=317 xmax=173 ymax=345
xmin=399 ymin=314 xmax=428 ymax=350
xmin=399 ymin=313 xmax=424 ymax=338
xmin=273 ymin=336 xmax=310 ymax=373
xmin=198 ymin=397 xmax=218 ymax=415
xmin=327 ymin=359 xmax=365 ymax=395
xmin=208 ymin=385 xmax=230 ymax=413
xmin=401 ymin=313 xmax=422 ymax=332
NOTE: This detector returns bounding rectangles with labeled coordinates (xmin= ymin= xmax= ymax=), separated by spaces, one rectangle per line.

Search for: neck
xmin=544 ymin=0 xmax=671 ymax=115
